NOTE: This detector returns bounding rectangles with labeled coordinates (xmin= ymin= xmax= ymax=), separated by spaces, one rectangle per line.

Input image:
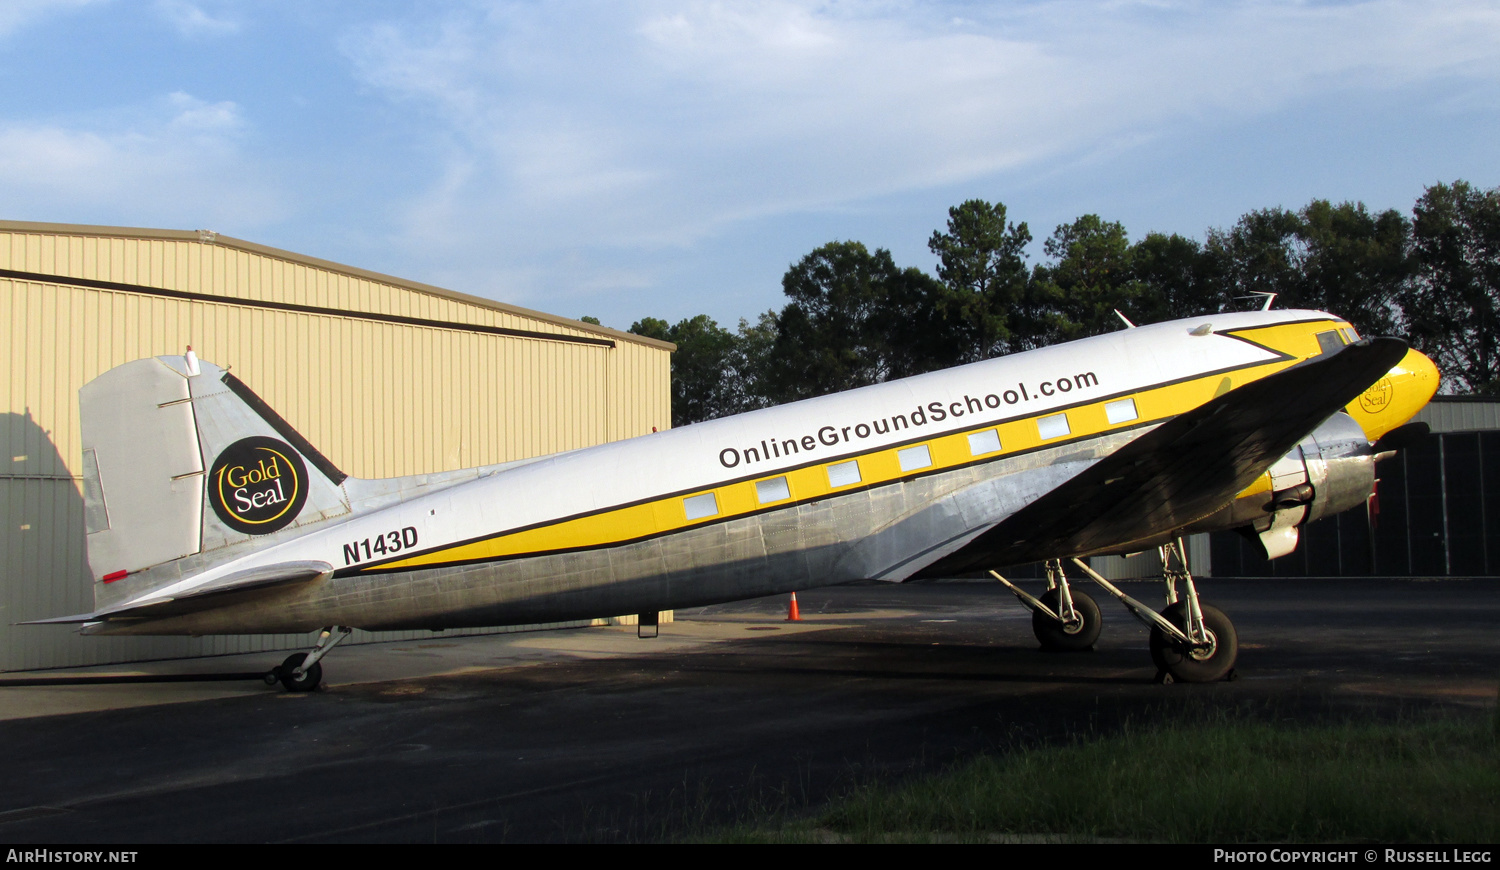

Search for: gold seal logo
xmin=208 ymin=436 xmax=308 ymax=534
xmin=1359 ymin=377 xmax=1394 ymax=413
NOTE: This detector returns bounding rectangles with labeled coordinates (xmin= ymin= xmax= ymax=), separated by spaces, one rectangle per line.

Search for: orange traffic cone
xmin=787 ymin=592 xmax=802 ymax=621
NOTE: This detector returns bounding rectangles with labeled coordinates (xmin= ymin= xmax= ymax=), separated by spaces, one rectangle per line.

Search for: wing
xmin=919 ymin=337 xmax=1409 ymax=575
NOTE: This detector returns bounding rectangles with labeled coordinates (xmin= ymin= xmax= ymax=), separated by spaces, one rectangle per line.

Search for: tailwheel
xmin=277 ymin=652 xmax=323 ymax=692
xmin=1149 ymin=602 xmax=1238 ymax=683
xmin=272 ymin=626 xmax=350 ymax=693
xmin=1032 ymin=589 xmax=1102 ymax=652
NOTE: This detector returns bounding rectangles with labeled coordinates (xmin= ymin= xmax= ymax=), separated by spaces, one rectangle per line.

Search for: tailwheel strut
xmin=989 ymin=559 xmax=1102 ymax=652
xmin=269 ymin=626 xmax=353 ymax=692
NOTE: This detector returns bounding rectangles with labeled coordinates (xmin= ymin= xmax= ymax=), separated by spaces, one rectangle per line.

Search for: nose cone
xmin=1346 ymin=346 xmax=1441 ymax=441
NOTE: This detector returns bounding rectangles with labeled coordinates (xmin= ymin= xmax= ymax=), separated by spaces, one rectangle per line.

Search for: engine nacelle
xmin=1184 ymin=411 xmax=1375 ymax=558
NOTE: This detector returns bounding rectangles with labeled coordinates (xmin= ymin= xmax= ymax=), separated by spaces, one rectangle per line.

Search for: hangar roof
xmin=0 ymin=219 xmax=675 ymax=352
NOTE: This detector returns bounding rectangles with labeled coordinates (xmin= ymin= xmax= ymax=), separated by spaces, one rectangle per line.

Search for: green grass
xmin=709 ymin=712 xmax=1500 ymax=843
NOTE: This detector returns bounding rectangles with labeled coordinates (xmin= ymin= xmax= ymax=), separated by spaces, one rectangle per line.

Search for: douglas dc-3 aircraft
xmin=30 ymin=309 xmax=1438 ymax=689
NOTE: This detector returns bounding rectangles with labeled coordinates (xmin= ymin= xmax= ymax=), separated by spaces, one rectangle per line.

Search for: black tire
xmin=1149 ymin=602 xmax=1237 ymax=683
xmin=278 ymin=653 xmax=322 ymax=692
xmin=1032 ymin=589 xmax=1102 ymax=651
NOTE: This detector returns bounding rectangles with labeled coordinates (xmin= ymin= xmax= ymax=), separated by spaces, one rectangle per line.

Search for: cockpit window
xmin=1316 ymin=330 xmax=1345 ymax=356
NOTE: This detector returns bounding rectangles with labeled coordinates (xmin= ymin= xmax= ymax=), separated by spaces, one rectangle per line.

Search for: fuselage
xmin=91 ymin=310 xmax=1438 ymax=635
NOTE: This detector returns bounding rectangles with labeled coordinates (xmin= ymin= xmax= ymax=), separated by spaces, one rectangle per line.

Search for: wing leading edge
xmin=920 ymin=337 xmax=1410 ymax=575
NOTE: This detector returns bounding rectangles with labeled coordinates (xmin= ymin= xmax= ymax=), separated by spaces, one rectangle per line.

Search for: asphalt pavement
xmin=0 ymin=578 xmax=1494 ymax=843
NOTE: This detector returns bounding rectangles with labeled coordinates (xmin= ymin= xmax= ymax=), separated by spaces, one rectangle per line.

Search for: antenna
xmin=1238 ymin=292 xmax=1278 ymax=311
xmin=1114 ymin=309 xmax=1137 ymax=328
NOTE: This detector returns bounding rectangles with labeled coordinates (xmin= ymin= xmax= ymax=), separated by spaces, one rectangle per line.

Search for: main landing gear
xmin=990 ymin=559 xmax=1102 ymax=651
xmin=989 ymin=539 xmax=1238 ymax=683
xmin=264 ymin=626 xmax=352 ymax=692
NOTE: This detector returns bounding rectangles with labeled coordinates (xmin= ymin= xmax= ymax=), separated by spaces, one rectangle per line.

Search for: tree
xmin=925 ymin=199 xmax=1033 ymax=362
xmin=667 ymin=315 xmax=742 ymax=426
xmin=1294 ymin=200 xmax=1409 ymax=336
xmin=1204 ymin=202 xmax=1408 ymax=336
xmin=628 ymin=317 xmax=670 ymax=342
xmin=763 ymin=241 xmax=921 ymax=402
xmin=1400 ymin=180 xmax=1500 ymax=393
xmin=1029 ymin=215 xmax=1144 ymax=344
xmin=630 ymin=315 xmax=743 ymax=426
xmin=1129 ymin=231 xmax=1225 ymax=322
xmin=725 ymin=312 xmax=779 ymax=413
xmin=1204 ymin=207 xmax=1305 ymax=311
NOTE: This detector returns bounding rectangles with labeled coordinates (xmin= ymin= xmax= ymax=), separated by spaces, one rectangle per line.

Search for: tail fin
xmin=80 ymin=352 xmax=351 ymax=596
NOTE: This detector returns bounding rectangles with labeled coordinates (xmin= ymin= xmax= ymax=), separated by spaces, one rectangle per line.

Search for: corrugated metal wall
xmin=1415 ymin=397 xmax=1500 ymax=435
xmin=1089 ymin=534 xmax=1213 ymax=580
xmin=1210 ymin=430 xmax=1500 ymax=578
xmin=1089 ymin=398 xmax=1500 ymax=582
xmin=0 ymin=223 xmax=672 ymax=672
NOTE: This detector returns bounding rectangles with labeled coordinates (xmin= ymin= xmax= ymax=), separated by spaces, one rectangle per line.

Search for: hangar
xmin=1209 ymin=396 xmax=1500 ymax=578
xmin=0 ymin=220 xmax=673 ymax=672
xmin=1033 ymin=395 xmax=1495 ymax=582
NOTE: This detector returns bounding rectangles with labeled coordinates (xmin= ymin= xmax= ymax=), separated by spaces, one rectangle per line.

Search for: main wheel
xmin=278 ymin=653 xmax=322 ymax=692
xmin=1149 ymin=602 xmax=1237 ymax=683
xmin=1032 ymin=589 xmax=1102 ymax=651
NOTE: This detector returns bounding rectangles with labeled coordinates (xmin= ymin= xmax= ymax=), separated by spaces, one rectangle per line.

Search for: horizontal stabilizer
xmin=923 ymin=337 xmax=1409 ymax=574
xmin=17 ymin=612 xmax=108 ymax=626
xmin=19 ymin=561 xmax=332 ymax=625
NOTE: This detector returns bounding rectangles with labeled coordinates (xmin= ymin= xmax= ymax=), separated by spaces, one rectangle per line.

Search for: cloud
xmin=153 ymin=0 xmax=241 ymax=38
xmin=334 ymin=0 xmax=1500 ymax=307
xmin=0 ymin=0 xmax=103 ymax=38
xmin=0 ymin=92 xmax=282 ymax=228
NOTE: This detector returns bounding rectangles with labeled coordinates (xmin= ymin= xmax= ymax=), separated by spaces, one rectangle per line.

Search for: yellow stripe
xmin=373 ymin=322 xmax=1327 ymax=571
xmin=1222 ymin=319 xmax=1346 ymax=362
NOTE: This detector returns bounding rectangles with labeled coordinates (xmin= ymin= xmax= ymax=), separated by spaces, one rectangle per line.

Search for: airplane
xmin=27 ymin=308 xmax=1439 ymax=690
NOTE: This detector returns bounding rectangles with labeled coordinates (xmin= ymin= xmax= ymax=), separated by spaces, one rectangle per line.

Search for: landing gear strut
xmin=990 ymin=538 xmax=1238 ymax=682
xmin=269 ymin=626 xmax=352 ymax=692
xmin=1147 ymin=540 xmax=1237 ymax=682
xmin=1073 ymin=539 xmax=1237 ymax=683
xmin=991 ymin=559 xmax=1102 ymax=651
xmin=1149 ymin=602 xmax=1237 ymax=684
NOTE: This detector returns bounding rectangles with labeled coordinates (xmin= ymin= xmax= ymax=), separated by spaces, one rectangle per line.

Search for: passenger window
xmin=897 ymin=445 xmax=932 ymax=471
xmin=755 ymin=476 xmax=791 ymax=504
xmin=1105 ymin=398 xmax=1138 ymax=425
xmin=1037 ymin=413 xmax=1070 ymax=440
xmin=827 ymin=460 xmax=861 ymax=488
xmin=967 ymin=429 xmax=1001 ymax=456
xmin=683 ymin=492 xmax=719 ymax=520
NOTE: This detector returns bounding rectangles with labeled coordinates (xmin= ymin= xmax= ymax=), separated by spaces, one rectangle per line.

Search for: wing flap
xmin=921 ymin=338 xmax=1408 ymax=575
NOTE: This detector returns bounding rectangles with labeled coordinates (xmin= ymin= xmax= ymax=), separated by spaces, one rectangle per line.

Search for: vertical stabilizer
xmin=80 ymin=353 xmax=353 ymax=609
xmin=187 ymin=360 xmax=352 ymax=554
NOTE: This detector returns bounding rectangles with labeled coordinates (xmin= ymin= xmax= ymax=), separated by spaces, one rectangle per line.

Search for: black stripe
xmin=1216 ymin=319 xmax=1332 ymax=363
xmin=343 ymin=331 xmax=1313 ymax=575
xmin=338 ymin=417 xmax=1163 ymax=577
xmin=223 ymin=373 xmax=348 ymax=485
xmin=0 ymin=268 xmax=616 ymax=348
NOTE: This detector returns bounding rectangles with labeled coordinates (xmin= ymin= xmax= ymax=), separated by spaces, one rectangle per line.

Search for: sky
xmin=1 ymin=0 xmax=1496 ymax=332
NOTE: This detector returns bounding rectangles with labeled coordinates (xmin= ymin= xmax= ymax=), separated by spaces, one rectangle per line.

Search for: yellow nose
xmin=1345 ymin=347 xmax=1440 ymax=442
